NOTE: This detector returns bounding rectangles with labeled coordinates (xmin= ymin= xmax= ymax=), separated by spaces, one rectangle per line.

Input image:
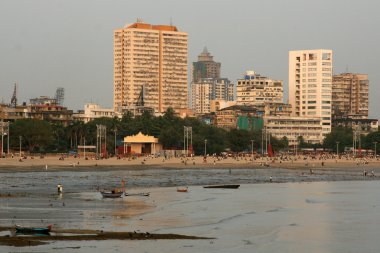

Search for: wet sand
xmin=0 ymin=226 xmax=211 ymax=247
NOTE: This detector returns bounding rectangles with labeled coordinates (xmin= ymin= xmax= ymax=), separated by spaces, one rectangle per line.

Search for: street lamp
xmin=250 ymin=139 xmax=254 ymax=162
xmin=204 ymin=139 xmax=207 ymax=157
xmin=19 ymin=136 xmax=22 ymax=159
xmin=114 ymin=128 xmax=117 ymax=156
xmin=374 ymin=141 xmax=377 ymax=158
xmin=336 ymin=141 xmax=340 ymax=157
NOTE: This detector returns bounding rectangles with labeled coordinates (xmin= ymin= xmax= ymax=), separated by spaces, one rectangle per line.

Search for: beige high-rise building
xmin=332 ymin=73 xmax=369 ymax=119
xmin=113 ymin=21 xmax=188 ymax=114
xmin=289 ymin=49 xmax=333 ymax=135
xmin=236 ymin=71 xmax=283 ymax=105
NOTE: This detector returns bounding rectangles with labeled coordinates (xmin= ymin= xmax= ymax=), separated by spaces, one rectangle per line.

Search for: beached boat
xmin=15 ymin=224 xmax=52 ymax=235
xmin=100 ymin=190 xmax=123 ymax=198
xmin=124 ymin=192 xmax=150 ymax=197
xmin=203 ymin=184 xmax=240 ymax=189
xmin=177 ymin=187 xmax=188 ymax=192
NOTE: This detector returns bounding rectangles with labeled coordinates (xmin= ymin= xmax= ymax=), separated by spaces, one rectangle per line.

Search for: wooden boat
xmin=177 ymin=187 xmax=188 ymax=192
xmin=203 ymin=184 xmax=240 ymax=189
xmin=125 ymin=192 xmax=150 ymax=197
xmin=100 ymin=189 xmax=123 ymax=198
xmin=15 ymin=224 xmax=52 ymax=235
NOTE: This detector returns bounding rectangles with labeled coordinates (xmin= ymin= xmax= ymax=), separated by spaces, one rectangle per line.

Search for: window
xmin=308 ymin=111 xmax=317 ymax=115
xmin=322 ymin=73 xmax=331 ymax=77
xmin=322 ymin=122 xmax=331 ymax=125
xmin=322 ymin=68 xmax=331 ymax=71
xmin=322 ymin=89 xmax=331 ymax=93
xmin=308 ymin=90 xmax=317 ymax=93
xmin=308 ymin=101 xmax=317 ymax=104
xmin=308 ymin=79 xmax=317 ymax=82
xmin=322 ymin=101 xmax=330 ymax=104
xmin=308 ymin=84 xmax=317 ymax=88
xmin=322 ymin=83 xmax=331 ymax=87
xmin=308 ymin=73 xmax=317 ymax=77
xmin=322 ymin=111 xmax=331 ymax=115
xmin=322 ymin=53 xmax=331 ymax=60
xmin=308 ymin=68 xmax=317 ymax=71
xmin=322 ymin=95 xmax=331 ymax=99
xmin=322 ymin=62 xmax=331 ymax=66
xmin=322 ymin=106 xmax=331 ymax=109
xmin=308 ymin=106 xmax=316 ymax=109
xmin=322 ymin=117 xmax=331 ymax=120
xmin=308 ymin=62 xmax=317 ymax=66
xmin=308 ymin=95 xmax=316 ymax=98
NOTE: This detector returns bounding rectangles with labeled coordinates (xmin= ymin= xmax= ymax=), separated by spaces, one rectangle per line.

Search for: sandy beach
xmin=0 ymin=154 xmax=379 ymax=172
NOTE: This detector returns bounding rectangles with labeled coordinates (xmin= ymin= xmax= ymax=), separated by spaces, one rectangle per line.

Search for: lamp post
xmin=114 ymin=128 xmax=117 ymax=156
xmin=204 ymin=139 xmax=207 ymax=157
xmin=336 ymin=141 xmax=340 ymax=157
xmin=1 ymin=120 xmax=3 ymax=158
xmin=250 ymin=139 xmax=254 ymax=162
xmin=374 ymin=141 xmax=377 ymax=158
xmin=19 ymin=136 xmax=22 ymax=159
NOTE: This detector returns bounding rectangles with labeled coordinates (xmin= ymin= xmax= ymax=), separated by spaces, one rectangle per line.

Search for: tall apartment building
xmin=191 ymin=78 xmax=234 ymax=114
xmin=289 ymin=50 xmax=333 ymax=135
xmin=113 ymin=21 xmax=188 ymax=114
xmin=236 ymin=71 xmax=283 ymax=105
xmin=191 ymin=81 xmax=212 ymax=114
xmin=332 ymin=73 xmax=369 ymax=119
xmin=192 ymin=47 xmax=221 ymax=83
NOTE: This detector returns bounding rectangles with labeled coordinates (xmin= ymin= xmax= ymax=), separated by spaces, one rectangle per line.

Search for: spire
xmin=202 ymin=47 xmax=209 ymax=54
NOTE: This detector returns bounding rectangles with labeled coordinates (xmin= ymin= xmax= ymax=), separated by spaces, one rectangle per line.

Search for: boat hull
xmin=203 ymin=184 xmax=240 ymax=189
xmin=16 ymin=226 xmax=51 ymax=235
xmin=100 ymin=191 xmax=123 ymax=198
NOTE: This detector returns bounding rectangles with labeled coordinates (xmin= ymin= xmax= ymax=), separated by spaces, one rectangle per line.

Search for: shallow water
xmin=1 ymin=170 xmax=380 ymax=252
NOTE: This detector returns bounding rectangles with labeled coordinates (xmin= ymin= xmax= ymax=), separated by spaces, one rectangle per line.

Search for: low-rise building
xmin=123 ymin=132 xmax=162 ymax=155
xmin=264 ymin=116 xmax=323 ymax=145
xmin=236 ymin=70 xmax=283 ymax=105
xmin=332 ymin=117 xmax=378 ymax=134
xmin=74 ymin=103 xmax=117 ymax=123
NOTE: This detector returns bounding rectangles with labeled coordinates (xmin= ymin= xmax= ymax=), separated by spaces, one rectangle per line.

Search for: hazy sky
xmin=1 ymin=0 xmax=379 ymax=118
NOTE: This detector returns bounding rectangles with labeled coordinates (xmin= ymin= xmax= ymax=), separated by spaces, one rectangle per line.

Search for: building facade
xmin=332 ymin=73 xmax=369 ymax=119
xmin=73 ymin=103 xmax=117 ymax=123
xmin=191 ymin=81 xmax=212 ymax=114
xmin=289 ymin=49 xmax=333 ymax=135
xmin=236 ymin=71 xmax=283 ymax=106
xmin=265 ymin=116 xmax=323 ymax=146
xmin=113 ymin=21 xmax=188 ymax=114
xmin=191 ymin=47 xmax=221 ymax=83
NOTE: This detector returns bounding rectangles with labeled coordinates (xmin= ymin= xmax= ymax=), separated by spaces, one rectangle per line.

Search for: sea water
xmin=0 ymin=170 xmax=379 ymax=253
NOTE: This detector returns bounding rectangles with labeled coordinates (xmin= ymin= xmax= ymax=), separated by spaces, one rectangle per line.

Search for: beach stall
xmin=123 ymin=132 xmax=162 ymax=155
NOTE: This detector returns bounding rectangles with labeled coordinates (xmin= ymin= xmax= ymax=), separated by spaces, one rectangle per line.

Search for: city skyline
xmin=0 ymin=0 xmax=379 ymax=118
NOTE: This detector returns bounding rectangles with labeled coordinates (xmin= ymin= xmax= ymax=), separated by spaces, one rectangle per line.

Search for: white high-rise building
xmin=289 ymin=50 xmax=333 ymax=135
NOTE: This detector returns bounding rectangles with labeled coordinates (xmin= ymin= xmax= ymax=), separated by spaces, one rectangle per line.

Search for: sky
xmin=0 ymin=0 xmax=379 ymax=118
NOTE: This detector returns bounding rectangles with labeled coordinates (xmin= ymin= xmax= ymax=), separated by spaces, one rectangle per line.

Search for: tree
xmin=10 ymin=119 xmax=53 ymax=152
xmin=323 ymin=127 xmax=353 ymax=152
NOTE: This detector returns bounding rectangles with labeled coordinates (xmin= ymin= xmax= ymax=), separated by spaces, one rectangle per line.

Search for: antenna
xmin=137 ymin=18 xmax=144 ymax=23
xmin=10 ymin=83 xmax=17 ymax=108
xmin=170 ymin=17 xmax=173 ymax=26
xmin=345 ymin=66 xmax=349 ymax=73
